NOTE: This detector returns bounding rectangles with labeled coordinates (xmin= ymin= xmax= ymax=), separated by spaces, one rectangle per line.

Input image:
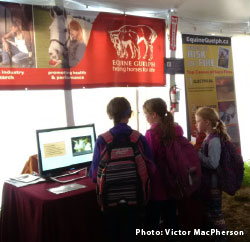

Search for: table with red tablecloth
xmin=0 ymin=175 xmax=105 ymax=242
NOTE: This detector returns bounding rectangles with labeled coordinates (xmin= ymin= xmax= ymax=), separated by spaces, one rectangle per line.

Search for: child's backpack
xmin=96 ymin=130 xmax=150 ymax=211
xmin=205 ymin=134 xmax=244 ymax=195
xmin=164 ymin=136 xmax=202 ymax=200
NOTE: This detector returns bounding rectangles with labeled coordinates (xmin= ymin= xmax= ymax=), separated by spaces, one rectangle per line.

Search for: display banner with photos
xmin=0 ymin=2 xmax=166 ymax=89
xmin=182 ymin=34 xmax=241 ymax=149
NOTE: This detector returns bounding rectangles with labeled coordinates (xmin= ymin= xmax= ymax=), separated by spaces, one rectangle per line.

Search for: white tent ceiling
xmin=4 ymin=0 xmax=250 ymax=35
xmin=70 ymin=0 xmax=250 ymax=23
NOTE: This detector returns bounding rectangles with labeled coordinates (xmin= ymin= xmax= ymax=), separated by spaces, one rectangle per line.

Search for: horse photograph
xmin=33 ymin=6 xmax=93 ymax=68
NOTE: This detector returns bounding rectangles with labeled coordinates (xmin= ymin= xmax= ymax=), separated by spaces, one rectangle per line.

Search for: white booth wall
xmin=232 ymin=35 xmax=250 ymax=162
xmin=0 ymin=33 xmax=249 ymax=206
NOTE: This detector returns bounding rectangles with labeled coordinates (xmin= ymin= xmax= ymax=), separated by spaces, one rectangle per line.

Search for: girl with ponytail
xmin=195 ymin=106 xmax=230 ymax=142
xmin=143 ymin=98 xmax=184 ymax=234
xmin=195 ymin=107 xmax=229 ymax=242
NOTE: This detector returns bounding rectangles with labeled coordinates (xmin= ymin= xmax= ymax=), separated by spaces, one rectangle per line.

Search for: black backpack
xmin=96 ymin=130 xmax=150 ymax=211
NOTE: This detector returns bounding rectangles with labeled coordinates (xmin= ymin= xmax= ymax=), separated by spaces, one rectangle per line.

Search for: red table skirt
xmin=0 ymin=175 xmax=106 ymax=242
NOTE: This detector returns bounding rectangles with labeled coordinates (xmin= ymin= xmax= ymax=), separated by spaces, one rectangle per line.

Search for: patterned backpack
xmin=205 ymin=134 xmax=244 ymax=195
xmin=96 ymin=130 xmax=150 ymax=211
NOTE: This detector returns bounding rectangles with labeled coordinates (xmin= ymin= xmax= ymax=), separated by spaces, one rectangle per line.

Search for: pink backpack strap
xmin=130 ymin=130 xmax=141 ymax=143
xmin=101 ymin=131 xmax=113 ymax=144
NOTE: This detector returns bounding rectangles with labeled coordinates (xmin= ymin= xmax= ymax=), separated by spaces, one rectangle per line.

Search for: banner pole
xmin=136 ymin=88 xmax=139 ymax=131
xmin=64 ymin=89 xmax=75 ymax=126
xmin=54 ymin=0 xmax=75 ymax=127
xmin=168 ymin=11 xmax=177 ymax=111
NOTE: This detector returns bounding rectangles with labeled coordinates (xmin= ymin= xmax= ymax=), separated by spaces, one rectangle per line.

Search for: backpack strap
xmin=100 ymin=131 xmax=114 ymax=144
xmin=99 ymin=131 xmax=114 ymax=161
xmin=207 ymin=133 xmax=219 ymax=143
xmin=130 ymin=130 xmax=141 ymax=143
xmin=101 ymin=130 xmax=140 ymax=144
xmin=204 ymin=133 xmax=219 ymax=156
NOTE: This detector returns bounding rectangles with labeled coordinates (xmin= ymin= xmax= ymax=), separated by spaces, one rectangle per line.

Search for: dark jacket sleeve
xmin=138 ymin=135 xmax=156 ymax=178
xmin=89 ymin=136 xmax=104 ymax=182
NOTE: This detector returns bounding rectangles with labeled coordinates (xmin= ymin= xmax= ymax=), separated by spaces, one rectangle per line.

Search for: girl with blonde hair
xmin=195 ymin=106 xmax=229 ymax=242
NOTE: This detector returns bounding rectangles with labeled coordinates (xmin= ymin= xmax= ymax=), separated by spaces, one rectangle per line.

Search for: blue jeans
xmin=2 ymin=44 xmax=29 ymax=65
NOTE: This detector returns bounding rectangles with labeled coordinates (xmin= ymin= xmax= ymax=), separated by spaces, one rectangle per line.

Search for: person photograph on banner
xmin=33 ymin=6 xmax=93 ymax=68
xmin=218 ymin=101 xmax=241 ymax=146
xmin=61 ymin=19 xmax=86 ymax=68
xmin=215 ymin=76 xmax=235 ymax=101
xmin=218 ymin=46 xmax=230 ymax=68
xmin=219 ymin=101 xmax=238 ymax=126
xmin=0 ymin=2 xmax=35 ymax=68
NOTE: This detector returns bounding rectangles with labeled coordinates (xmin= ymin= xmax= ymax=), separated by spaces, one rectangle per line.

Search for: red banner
xmin=0 ymin=3 xmax=165 ymax=89
xmin=170 ymin=16 xmax=178 ymax=51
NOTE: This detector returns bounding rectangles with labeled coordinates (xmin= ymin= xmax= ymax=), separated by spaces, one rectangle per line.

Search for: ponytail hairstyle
xmin=143 ymin=98 xmax=175 ymax=144
xmin=195 ymin=107 xmax=231 ymax=141
xmin=107 ymin=97 xmax=132 ymax=125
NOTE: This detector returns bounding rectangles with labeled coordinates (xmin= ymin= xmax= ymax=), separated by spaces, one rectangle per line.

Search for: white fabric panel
xmin=0 ymin=90 xmax=66 ymax=200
